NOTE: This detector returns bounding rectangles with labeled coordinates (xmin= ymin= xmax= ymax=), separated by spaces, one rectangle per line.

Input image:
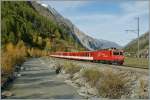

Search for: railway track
xmin=52 ymin=57 xmax=148 ymax=75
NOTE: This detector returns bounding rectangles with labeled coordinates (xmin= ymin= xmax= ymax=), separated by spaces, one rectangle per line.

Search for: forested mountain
xmin=1 ymin=1 xmax=121 ymax=52
xmin=124 ymin=32 xmax=149 ymax=57
xmin=31 ymin=1 xmax=121 ymax=50
xmin=1 ymin=1 xmax=85 ymax=51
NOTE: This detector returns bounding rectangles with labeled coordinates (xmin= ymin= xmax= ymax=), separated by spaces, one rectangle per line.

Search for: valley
xmin=2 ymin=57 xmax=148 ymax=99
xmin=1 ymin=1 xmax=149 ymax=99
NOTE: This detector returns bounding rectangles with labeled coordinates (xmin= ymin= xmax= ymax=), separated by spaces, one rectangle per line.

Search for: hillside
xmin=1 ymin=1 xmax=85 ymax=52
xmin=124 ymin=32 xmax=149 ymax=57
xmin=31 ymin=1 xmax=121 ymax=50
xmin=73 ymin=27 xmax=121 ymax=50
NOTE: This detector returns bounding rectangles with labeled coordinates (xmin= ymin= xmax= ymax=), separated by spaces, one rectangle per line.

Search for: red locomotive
xmin=50 ymin=48 xmax=124 ymax=65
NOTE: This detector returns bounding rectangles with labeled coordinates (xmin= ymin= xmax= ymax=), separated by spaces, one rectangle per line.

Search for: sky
xmin=39 ymin=0 xmax=149 ymax=46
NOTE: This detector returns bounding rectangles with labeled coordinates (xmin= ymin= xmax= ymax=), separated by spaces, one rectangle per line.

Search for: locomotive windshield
xmin=113 ymin=51 xmax=123 ymax=55
xmin=120 ymin=52 xmax=123 ymax=55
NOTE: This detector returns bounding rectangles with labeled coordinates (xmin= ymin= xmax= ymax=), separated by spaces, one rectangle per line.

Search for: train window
xmin=113 ymin=52 xmax=119 ymax=55
xmin=87 ymin=53 xmax=89 ymax=57
xmin=86 ymin=53 xmax=89 ymax=56
xmin=113 ymin=51 xmax=123 ymax=55
xmin=120 ymin=52 xmax=123 ymax=55
xmin=86 ymin=53 xmax=88 ymax=56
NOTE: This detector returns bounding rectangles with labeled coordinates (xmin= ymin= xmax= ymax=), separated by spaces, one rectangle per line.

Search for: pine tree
xmin=8 ymin=32 xmax=16 ymax=43
xmin=54 ymin=29 xmax=61 ymax=39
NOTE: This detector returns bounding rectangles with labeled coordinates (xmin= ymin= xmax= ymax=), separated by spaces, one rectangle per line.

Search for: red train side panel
xmin=50 ymin=49 xmax=124 ymax=65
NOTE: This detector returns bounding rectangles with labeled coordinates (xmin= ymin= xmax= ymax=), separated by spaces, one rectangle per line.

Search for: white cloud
xmin=39 ymin=1 xmax=149 ymax=46
xmin=40 ymin=1 xmax=90 ymax=12
xmin=121 ymin=1 xmax=149 ymax=14
xmin=68 ymin=14 xmax=117 ymax=22
xmin=48 ymin=1 xmax=88 ymax=7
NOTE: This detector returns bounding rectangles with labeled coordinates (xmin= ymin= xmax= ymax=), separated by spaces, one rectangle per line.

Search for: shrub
xmin=1 ymin=52 xmax=15 ymax=74
xmin=27 ymin=48 xmax=47 ymax=57
xmin=1 ymin=42 xmax=27 ymax=74
xmin=96 ymin=69 xmax=131 ymax=99
xmin=1 ymin=42 xmax=48 ymax=76
xmin=82 ymin=68 xmax=102 ymax=86
xmin=63 ymin=62 xmax=81 ymax=75
xmin=135 ymin=79 xmax=148 ymax=99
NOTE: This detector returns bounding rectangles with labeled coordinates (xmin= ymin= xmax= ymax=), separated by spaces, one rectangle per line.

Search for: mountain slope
xmin=31 ymin=1 xmax=121 ymax=50
xmin=124 ymin=32 xmax=149 ymax=57
xmin=73 ymin=27 xmax=121 ymax=50
xmin=1 ymin=1 xmax=85 ymax=51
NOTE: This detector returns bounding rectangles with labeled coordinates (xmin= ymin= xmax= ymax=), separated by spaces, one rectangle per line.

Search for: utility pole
xmin=125 ymin=17 xmax=140 ymax=58
xmin=137 ymin=17 xmax=140 ymax=58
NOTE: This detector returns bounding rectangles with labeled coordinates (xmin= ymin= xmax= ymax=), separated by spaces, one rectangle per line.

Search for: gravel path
xmin=7 ymin=58 xmax=83 ymax=99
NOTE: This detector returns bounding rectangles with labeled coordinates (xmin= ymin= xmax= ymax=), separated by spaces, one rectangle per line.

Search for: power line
xmin=125 ymin=17 xmax=140 ymax=58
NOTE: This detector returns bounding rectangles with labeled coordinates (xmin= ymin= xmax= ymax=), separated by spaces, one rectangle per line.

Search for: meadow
xmin=124 ymin=57 xmax=149 ymax=69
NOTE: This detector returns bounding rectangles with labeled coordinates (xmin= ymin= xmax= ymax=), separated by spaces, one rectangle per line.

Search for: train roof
xmin=54 ymin=48 xmax=123 ymax=53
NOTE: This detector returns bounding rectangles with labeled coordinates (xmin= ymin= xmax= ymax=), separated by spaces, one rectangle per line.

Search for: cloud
xmin=40 ymin=1 xmax=90 ymax=13
xmin=39 ymin=1 xmax=149 ymax=46
xmin=68 ymin=14 xmax=117 ymax=22
xmin=121 ymin=1 xmax=149 ymax=14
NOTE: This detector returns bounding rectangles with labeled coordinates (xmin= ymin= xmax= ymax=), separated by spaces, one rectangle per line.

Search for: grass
xmin=124 ymin=57 xmax=148 ymax=69
xmin=60 ymin=60 xmax=148 ymax=99
xmin=27 ymin=48 xmax=47 ymax=57
xmin=81 ymin=68 xmax=131 ymax=98
xmin=1 ymin=42 xmax=27 ymax=74
xmin=96 ymin=69 xmax=131 ymax=99
xmin=63 ymin=62 xmax=81 ymax=75
xmin=82 ymin=68 xmax=102 ymax=86
xmin=1 ymin=41 xmax=48 ymax=78
xmin=136 ymin=79 xmax=148 ymax=99
xmin=61 ymin=62 xmax=133 ymax=98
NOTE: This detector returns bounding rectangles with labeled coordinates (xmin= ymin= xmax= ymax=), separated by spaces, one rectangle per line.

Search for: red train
xmin=50 ymin=48 xmax=125 ymax=65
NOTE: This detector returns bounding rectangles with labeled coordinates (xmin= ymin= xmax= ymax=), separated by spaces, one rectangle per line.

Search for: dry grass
xmin=82 ymin=68 xmax=102 ymax=86
xmin=136 ymin=79 xmax=148 ymax=99
xmin=96 ymin=69 xmax=131 ymax=99
xmin=63 ymin=62 xmax=81 ymax=75
xmin=80 ymin=68 xmax=131 ymax=98
xmin=27 ymin=48 xmax=47 ymax=57
xmin=1 ymin=42 xmax=27 ymax=74
xmin=61 ymin=63 xmax=132 ymax=98
xmin=1 ymin=42 xmax=48 ymax=76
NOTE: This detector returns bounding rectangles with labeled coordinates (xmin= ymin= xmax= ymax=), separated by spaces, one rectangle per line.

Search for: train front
xmin=112 ymin=49 xmax=125 ymax=65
